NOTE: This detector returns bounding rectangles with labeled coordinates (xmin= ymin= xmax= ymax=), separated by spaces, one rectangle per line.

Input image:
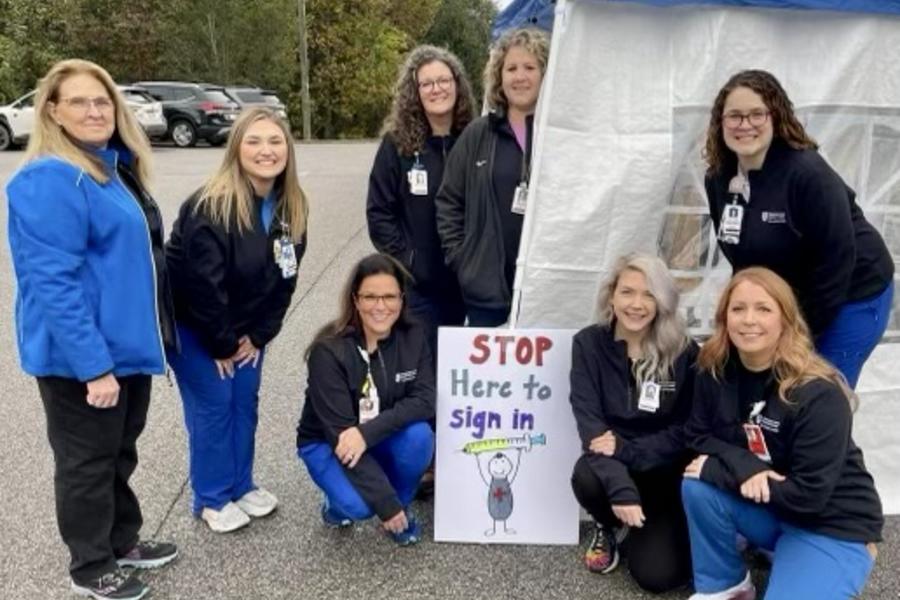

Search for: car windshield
xmin=122 ymin=90 xmax=153 ymax=104
xmin=204 ymin=90 xmax=235 ymax=105
xmin=234 ymin=90 xmax=267 ymax=102
xmin=262 ymin=95 xmax=283 ymax=105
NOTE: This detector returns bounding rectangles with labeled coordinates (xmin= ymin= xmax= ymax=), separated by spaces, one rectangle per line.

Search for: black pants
xmin=38 ymin=375 xmax=151 ymax=582
xmin=571 ymin=455 xmax=691 ymax=593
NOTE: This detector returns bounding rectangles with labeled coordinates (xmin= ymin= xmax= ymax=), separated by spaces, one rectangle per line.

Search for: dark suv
xmin=134 ymin=81 xmax=240 ymax=147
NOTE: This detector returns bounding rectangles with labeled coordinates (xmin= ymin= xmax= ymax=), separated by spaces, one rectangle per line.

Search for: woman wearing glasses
xmin=166 ymin=107 xmax=308 ymax=533
xmin=367 ymin=45 xmax=476 ymax=353
xmin=704 ymin=70 xmax=893 ymax=388
xmin=297 ymin=253 xmax=435 ymax=546
xmin=436 ymin=28 xmax=550 ymax=326
xmin=6 ymin=59 xmax=177 ymax=600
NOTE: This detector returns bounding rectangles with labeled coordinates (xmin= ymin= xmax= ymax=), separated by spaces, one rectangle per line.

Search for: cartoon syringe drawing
xmin=460 ymin=432 xmax=547 ymax=455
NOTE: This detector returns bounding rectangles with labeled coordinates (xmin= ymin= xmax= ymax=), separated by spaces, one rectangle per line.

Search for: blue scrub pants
xmin=816 ymin=281 xmax=894 ymax=389
xmin=169 ymin=324 xmax=265 ymax=514
xmin=682 ymin=479 xmax=874 ymax=599
xmin=298 ymin=422 xmax=434 ymax=521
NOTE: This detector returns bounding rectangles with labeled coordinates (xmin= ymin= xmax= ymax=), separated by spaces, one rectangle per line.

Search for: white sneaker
xmin=235 ymin=488 xmax=278 ymax=518
xmin=201 ymin=502 xmax=251 ymax=533
xmin=689 ymin=572 xmax=755 ymax=600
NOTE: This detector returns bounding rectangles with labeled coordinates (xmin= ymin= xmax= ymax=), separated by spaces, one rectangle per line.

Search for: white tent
xmin=511 ymin=0 xmax=900 ymax=511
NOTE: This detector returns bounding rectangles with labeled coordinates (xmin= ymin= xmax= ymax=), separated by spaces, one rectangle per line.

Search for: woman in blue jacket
xmin=166 ymin=107 xmax=308 ymax=534
xmin=569 ymin=254 xmax=697 ymax=592
xmin=6 ymin=59 xmax=177 ymax=600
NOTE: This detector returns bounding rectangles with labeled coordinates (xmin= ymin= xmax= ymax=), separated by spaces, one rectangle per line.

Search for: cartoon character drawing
xmin=462 ymin=433 xmax=546 ymax=537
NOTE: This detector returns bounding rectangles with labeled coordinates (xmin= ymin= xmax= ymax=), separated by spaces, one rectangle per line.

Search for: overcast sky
xmin=494 ymin=0 xmax=515 ymax=10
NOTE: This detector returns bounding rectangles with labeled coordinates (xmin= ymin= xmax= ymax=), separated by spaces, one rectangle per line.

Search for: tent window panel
xmin=658 ymin=214 xmax=711 ymax=271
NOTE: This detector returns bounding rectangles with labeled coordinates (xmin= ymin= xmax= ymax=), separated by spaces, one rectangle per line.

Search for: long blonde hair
xmin=483 ymin=28 xmax=550 ymax=112
xmin=24 ymin=59 xmax=152 ymax=187
xmin=194 ymin=107 xmax=308 ymax=240
xmin=596 ymin=253 xmax=690 ymax=386
xmin=698 ymin=267 xmax=854 ymax=407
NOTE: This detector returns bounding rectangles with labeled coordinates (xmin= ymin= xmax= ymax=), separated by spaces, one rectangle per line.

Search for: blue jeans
xmin=682 ymin=479 xmax=874 ymax=599
xmin=168 ymin=324 xmax=265 ymax=514
xmin=297 ymin=422 xmax=434 ymax=521
xmin=816 ymin=281 xmax=894 ymax=388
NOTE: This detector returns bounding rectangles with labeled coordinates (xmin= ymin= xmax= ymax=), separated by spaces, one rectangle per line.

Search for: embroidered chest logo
xmin=395 ymin=369 xmax=417 ymax=383
xmin=761 ymin=211 xmax=786 ymax=224
xmin=757 ymin=415 xmax=781 ymax=433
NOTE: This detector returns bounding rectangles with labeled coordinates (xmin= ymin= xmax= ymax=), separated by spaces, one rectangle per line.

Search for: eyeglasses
xmin=722 ymin=110 xmax=770 ymax=129
xmin=356 ymin=293 xmax=403 ymax=308
xmin=418 ymin=76 xmax=454 ymax=93
xmin=58 ymin=96 xmax=114 ymax=113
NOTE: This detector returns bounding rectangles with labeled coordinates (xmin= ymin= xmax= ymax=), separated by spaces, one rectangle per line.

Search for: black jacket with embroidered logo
xmin=705 ymin=138 xmax=893 ymax=335
xmin=569 ymin=324 xmax=699 ymax=504
xmin=165 ymin=191 xmax=307 ymax=359
xmin=297 ymin=322 xmax=435 ymax=520
xmin=686 ymin=357 xmax=883 ymax=543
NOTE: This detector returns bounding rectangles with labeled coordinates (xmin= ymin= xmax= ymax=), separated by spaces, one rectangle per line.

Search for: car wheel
xmin=170 ymin=120 xmax=197 ymax=148
xmin=0 ymin=122 xmax=13 ymax=151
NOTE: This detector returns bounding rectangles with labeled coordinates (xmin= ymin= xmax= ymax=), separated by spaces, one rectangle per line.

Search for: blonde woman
xmin=6 ymin=59 xmax=177 ymax=600
xmin=569 ymin=254 xmax=698 ymax=592
xmin=166 ymin=107 xmax=308 ymax=533
xmin=683 ymin=267 xmax=882 ymax=600
xmin=435 ymin=28 xmax=550 ymax=326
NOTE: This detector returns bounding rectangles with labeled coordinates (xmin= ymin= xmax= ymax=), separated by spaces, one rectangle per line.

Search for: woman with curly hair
xmin=367 ymin=45 xmax=476 ymax=352
xmin=682 ymin=267 xmax=882 ymax=600
xmin=704 ymin=69 xmax=893 ymax=388
xmin=435 ymin=28 xmax=550 ymax=326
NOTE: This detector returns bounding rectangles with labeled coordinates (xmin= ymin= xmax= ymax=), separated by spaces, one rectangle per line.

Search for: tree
xmin=423 ymin=0 xmax=496 ymax=104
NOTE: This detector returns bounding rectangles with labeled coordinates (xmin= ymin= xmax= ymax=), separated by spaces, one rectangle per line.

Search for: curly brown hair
xmin=704 ymin=69 xmax=818 ymax=175
xmin=381 ymin=45 xmax=476 ymax=157
xmin=483 ymin=28 xmax=550 ymax=112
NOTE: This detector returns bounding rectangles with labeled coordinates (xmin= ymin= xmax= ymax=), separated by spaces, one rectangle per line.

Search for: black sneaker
xmin=117 ymin=539 xmax=178 ymax=568
xmin=71 ymin=568 xmax=148 ymax=600
xmin=584 ymin=522 xmax=620 ymax=574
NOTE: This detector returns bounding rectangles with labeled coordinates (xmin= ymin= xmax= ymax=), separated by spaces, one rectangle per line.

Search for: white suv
xmin=0 ymin=91 xmax=36 ymax=151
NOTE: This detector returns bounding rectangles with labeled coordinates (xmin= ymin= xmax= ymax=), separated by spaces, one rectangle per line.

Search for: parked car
xmin=0 ymin=91 xmax=35 ymax=151
xmin=134 ymin=81 xmax=240 ymax=147
xmin=118 ymin=85 xmax=168 ymax=139
xmin=224 ymin=86 xmax=289 ymax=121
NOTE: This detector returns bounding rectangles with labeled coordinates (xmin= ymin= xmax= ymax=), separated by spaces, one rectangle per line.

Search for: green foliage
xmin=0 ymin=0 xmax=496 ymax=138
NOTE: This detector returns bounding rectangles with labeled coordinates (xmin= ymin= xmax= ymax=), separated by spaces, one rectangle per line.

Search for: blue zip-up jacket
xmin=6 ymin=149 xmax=166 ymax=381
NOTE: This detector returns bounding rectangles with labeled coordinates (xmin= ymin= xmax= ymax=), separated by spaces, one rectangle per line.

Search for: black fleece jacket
xmin=706 ymin=138 xmax=893 ymax=335
xmin=686 ymin=357 xmax=883 ymax=543
xmin=297 ymin=323 xmax=435 ymax=520
xmin=165 ymin=192 xmax=307 ymax=359
xmin=366 ymin=134 xmax=460 ymax=294
xmin=569 ymin=324 xmax=699 ymax=504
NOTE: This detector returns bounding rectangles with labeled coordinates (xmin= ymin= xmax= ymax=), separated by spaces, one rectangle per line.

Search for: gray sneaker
xmin=117 ymin=539 xmax=178 ymax=568
xmin=71 ymin=568 xmax=148 ymax=600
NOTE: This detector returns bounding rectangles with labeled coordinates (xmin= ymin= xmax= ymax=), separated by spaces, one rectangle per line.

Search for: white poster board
xmin=434 ymin=328 xmax=581 ymax=545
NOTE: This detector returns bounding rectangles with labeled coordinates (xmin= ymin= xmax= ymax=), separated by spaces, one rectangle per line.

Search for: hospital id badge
xmin=511 ymin=183 xmax=528 ymax=215
xmin=743 ymin=423 xmax=772 ymax=463
xmin=408 ymin=168 xmax=428 ymax=196
xmin=718 ymin=203 xmax=744 ymax=245
xmin=638 ymin=381 xmax=660 ymax=413
xmin=359 ymin=384 xmax=380 ymax=424
xmin=274 ymin=237 xmax=297 ymax=279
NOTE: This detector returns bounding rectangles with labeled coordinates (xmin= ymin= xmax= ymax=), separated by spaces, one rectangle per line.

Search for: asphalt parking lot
xmin=0 ymin=144 xmax=897 ymax=599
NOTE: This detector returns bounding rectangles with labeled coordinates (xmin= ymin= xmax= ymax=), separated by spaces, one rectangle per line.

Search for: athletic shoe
xmin=584 ymin=522 xmax=619 ymax=574
xmin=201 ymin=501 xmax=251 ymax=533
xmin=689 ymin=572 xmax=756 ymax=600
xmin=71 ymin=568 xmax=148 ymax=600
xmin=236 ymin=488 xmax=278 ymax=518
xmin=389 ymin=511 xmax=421 ymax=546
xmin=117 ymin=539 xmax=178 ymax=568
xmin=320 ymin=498 xmax=352 ymax=529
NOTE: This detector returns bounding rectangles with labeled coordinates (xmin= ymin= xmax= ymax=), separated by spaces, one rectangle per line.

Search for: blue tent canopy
xmin=493 ymin=0 xmax=900 ymax=39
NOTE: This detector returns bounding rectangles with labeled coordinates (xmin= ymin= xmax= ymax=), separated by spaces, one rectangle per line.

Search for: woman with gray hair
xmin=568 ymin=253 xmax=698 ymax=593
xmin=366 ymin=44 xmax=476 ymax=353
xmin=435 ymin=28 xmax=550 ymax=326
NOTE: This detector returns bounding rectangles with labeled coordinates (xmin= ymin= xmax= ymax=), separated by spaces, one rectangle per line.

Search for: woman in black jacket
xmin=166 ymin=107 xmax=308 ymax=533
xmin=366 ymin=45 xmax=476 ymax=353
xmin=297 ymin=253 xmax=435 ymax=546
xmin=435 ymin=28 xmax=550 ymax=326
xmin=704 ymin=70 xmax=893 ymax=388
xmin=683 ymin=267 xmax=882 ymax=600
xmin=569 ymin=254 xmax=697 ymax=592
